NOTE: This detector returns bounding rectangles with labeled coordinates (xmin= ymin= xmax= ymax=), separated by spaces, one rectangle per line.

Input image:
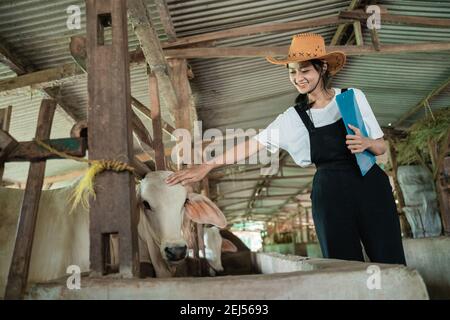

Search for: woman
xmin=166 ymin=33 xmax=406 ymax=265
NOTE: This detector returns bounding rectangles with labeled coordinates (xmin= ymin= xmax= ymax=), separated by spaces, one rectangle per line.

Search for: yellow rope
xmin=34 ymin=138 xmax=137 ymax=213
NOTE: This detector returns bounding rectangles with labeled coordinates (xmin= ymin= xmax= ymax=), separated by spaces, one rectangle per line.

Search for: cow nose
xmin=164 ymin=245 xmax=187 ymax=261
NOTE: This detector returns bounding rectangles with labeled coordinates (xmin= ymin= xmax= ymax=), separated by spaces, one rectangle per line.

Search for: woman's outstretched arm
xmin=165 ymin=138 xmax=266 ymax=186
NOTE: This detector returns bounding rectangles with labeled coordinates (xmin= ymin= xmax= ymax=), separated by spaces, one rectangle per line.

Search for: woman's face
xmin=288 ymin=61 xmax=323 ymax=94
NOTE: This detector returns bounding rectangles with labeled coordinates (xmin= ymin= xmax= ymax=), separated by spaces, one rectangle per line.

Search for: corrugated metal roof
xmin=0 ymin=0 xmax=449 ymax=223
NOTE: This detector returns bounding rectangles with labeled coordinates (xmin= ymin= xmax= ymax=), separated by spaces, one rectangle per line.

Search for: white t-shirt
xmin=253 ymin=87 xmax=384 ymax=167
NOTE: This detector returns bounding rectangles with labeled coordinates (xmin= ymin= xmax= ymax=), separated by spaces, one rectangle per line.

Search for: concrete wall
xmin=403 ymin=236 xmax=450 ymax=299
xmin=26 ymin=253 xmax=428 ymax=300
xmin=264 ymin=237 xmax=450 ymax=299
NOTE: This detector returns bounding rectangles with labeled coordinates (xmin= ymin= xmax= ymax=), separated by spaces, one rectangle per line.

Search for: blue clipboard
xmin=335 ymin=89 xmax=376 ymax=176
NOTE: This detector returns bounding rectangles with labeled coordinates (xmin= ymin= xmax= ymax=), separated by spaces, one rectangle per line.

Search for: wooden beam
xmin=168 ymin=59 xmax=192 ymax=131
xmin=393 ymin=76 xmax=450 ymax=127
xmin=0 ymin=38 xmax=32 ymax=74
xmin=370 ymin=28 xmax=381 ymax=51
xmin=0 ymin=36 xmax=80 ymax=121
xmin=86 ymin=0 xmax=139 ymax=277
xmin=148 ymin=70 xmax=165 ymax=170
xmin=3 ymin=137 xmax=86 ymax=162
xmin=127 ymin=0 xmax=179 ymax=122
xmin=5 ymin=99 xmax=56 ymax=300
xmin=330 ymin=0 xmax=361 ymax=46
xmin=131 ymin=96 xmax=175 ymax=135
xmin=162 ymin=16 xmax=353 ymax=49
xmin=4 ymin=41 xmax=450 ymax=93
xmin=164 ymin=42 xmax=450 ymax=58
xmin=0 ymin=106 xmax=13 ymax=179
xmin=155 ymin=0 xmax=177 ymax=42
xmin=353 ymin=21 xmax=364 ymax=46
xmin=132 ymin=111 xmax=154 ymax=149
xmin=340 ymin=10 xmax=450 ymax=28
xmin=0 ymin=129 xmax=18 ymax=164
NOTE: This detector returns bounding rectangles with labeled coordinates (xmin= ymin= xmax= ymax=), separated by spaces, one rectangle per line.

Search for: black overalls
xmin=294 ymin=89 xmax=406 ymax=265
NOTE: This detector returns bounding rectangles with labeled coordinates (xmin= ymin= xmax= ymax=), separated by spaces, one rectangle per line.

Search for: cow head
xmin=138 ymin=171 xmax=227 ymax=265
xmin=203 ymin=227 xmax=237 ymax=275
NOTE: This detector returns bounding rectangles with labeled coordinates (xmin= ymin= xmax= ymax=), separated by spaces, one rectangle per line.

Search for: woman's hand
xmin=165 ymin=164 xmax=214 ymax=186
xmin=345 ymin=124 xmax=372 ymax=154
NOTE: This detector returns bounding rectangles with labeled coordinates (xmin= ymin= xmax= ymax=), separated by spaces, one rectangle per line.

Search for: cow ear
xmin=221 ymin=239 xmax=238 ymax=252
xmin=184 ymin=193 xmax=227 ymax=228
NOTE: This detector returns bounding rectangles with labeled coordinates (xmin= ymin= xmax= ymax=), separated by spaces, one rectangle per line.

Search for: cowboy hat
xmin=266 ymin=33 xmax=346 ymax=75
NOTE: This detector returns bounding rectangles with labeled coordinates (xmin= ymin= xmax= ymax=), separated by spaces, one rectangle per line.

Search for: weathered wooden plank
xmin=154 ymin=0 xmax=177 ymax=42
xmin=161 ymin=16 xmax=352 ymax=48
xmin=353 ymin=21 xmax=364 ymax=46
xmin=5 ymin=137 xmax=86 ymax=162
xmin=131 ymin=96 xmax=175 ymax=135
xmin=132 ymin=111 xmax=154 ymax=150
xmin=0 ymin=40 xmax=30 ymax=74
xmin=127 ymin=0 xmax=179 ymax=122
xmin=86 ymin=0 xmax=139 ymax=277
xmin=370 ymin=28 xmax=381 ymax=51
xmin=0 ymin=63 xmax=83 ymax=93
xmin=4 ymin=42 xmax=450 ymax=93
xmin=340 ymin=10 xmax=450 ymax=28
xmin=164 ymin=42 xmax=450 ymax=58
xmin=148 ymin=70 xmax=165 ymax=170
xmin=5 ymin=99 xmax=56 ymax=300
xmin=0 ymin=106 xmax=13 ymax=179
xmin=168 ymin=59 xmax=192 ymax=131
xmin=0 ymin=129 xmax=18 ymax=163
xmin=331 ymin=0 xmax=362 ymax=46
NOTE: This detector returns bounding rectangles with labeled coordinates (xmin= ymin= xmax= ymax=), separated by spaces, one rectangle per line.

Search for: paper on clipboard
xmin=335 ymin=89 xmax=376 ymax=176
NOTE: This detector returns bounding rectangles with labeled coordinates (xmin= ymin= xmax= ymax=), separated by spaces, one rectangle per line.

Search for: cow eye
xmin=143 ymin=200 xmax=152 ymax=211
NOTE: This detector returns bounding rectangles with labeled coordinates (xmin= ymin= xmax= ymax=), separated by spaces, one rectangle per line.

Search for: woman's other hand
xmin=346 ymin=124 xmax=372 ymax=154
xmin=165 ymin=164 xmax=214 ymax=186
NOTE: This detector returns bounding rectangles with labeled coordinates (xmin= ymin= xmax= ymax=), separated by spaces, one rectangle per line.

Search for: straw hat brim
xmin=266 ymin=51 xmax=346 ymax=75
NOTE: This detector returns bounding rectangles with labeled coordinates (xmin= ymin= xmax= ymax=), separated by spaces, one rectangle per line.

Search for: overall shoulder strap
xmin=294 ymin=104 xmax=315 ymax=133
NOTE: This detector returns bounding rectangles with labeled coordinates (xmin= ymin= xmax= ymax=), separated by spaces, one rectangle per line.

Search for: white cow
xmin=203 ymin=226 xmax=237 ymax=276
xmin=0 ymin=171 xmax=227 ymax=297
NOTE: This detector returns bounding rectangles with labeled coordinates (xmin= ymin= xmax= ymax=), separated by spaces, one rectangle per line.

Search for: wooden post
xmin=86 ymin=0 xmax=138 ymax=277
xmin=387 ymin=138 xmax=406 ymax=209
xmin=5 ymin=99 xmax=56 ymax=299
xmin=0 ymin=106 xmax=13 ymax=180
xmin=387 ymin=137 xmax=411 ymax=237
xmin=305 ymin=207 xmax=310 ymax=243
xmin=148 ymin=68 xmax=165 ymax=170
xmin=431 ymin=131 xmax=450 ymax=235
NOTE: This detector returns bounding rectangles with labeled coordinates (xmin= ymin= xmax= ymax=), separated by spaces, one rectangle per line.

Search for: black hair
xmin=287 ymin=59 xmax=333 ymax=111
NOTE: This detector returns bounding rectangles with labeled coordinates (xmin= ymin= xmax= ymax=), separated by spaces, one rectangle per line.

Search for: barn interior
xmin=0 ymin=0 xmax=449 ymax=300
